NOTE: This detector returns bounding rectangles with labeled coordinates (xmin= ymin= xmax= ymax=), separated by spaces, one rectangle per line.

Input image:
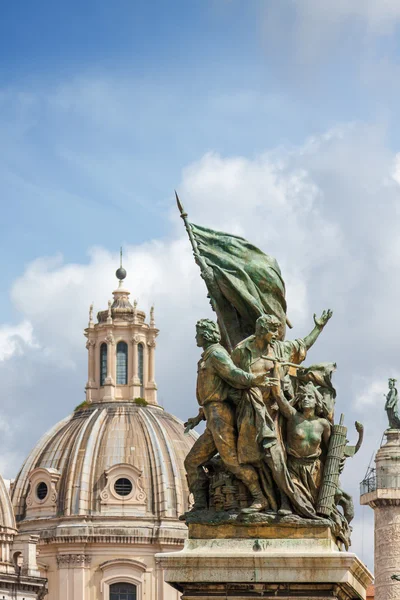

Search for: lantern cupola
xmin=84 ymin=255 xmax=158 ymax=405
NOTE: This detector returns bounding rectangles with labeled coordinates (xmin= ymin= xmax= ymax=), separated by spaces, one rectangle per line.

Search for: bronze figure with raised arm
xmin=230 ymin=311 xmax=332 ymax=517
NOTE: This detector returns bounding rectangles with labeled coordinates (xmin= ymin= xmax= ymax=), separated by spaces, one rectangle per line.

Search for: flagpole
xmin=175 ymin=191 xmax=233 ymax=352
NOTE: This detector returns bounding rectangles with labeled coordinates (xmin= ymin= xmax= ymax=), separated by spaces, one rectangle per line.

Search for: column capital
xmin=105 ymin=333 xmax=115 ymax=346
xmin=57 ymin=553 xmax=91 ymax=568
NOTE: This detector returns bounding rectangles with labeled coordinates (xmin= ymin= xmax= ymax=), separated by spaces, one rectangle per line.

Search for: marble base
xmin=156 ymin=535 xmax=373 ymax=600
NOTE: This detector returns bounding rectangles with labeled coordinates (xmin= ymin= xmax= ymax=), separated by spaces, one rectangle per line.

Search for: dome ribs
xmin=86 ymin=407 xmax=109 ymax=514
xmin=74 ymin=408 xmax=107 ymax=516
xmin=42 ymin=415 xmax=83 ymax=471
xmin=62 ymin=408 xmax=100 ymax=516
xmin=146 ymin=410 xmax=184 ymax=518
xmin=11 ymin=415 xmax=71 ymax=520
xmin=139 ymin=408 xmax=177 ymax=518
xmin=156 ymin=413 xmax=194 ymax=513
xmin=13 ymin=403 xmax=196 ymax=546
xmin=136 ymin=407 xmax=157 ymax=516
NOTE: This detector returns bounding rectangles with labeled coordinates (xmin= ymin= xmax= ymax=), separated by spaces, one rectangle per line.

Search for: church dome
xmin=0 ymin=473 xmax=16 ymax=575
xmin=12 ymin=402 xmax=195 ymax=534
xmin=0 ymin=475 xmax=15 ymax=532
xmin=11 ymin=265 xmax=197 ymax=551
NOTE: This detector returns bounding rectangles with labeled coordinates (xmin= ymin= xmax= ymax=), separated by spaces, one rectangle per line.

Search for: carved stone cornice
xmin=57 ymin=553 xmax=91 ymax=568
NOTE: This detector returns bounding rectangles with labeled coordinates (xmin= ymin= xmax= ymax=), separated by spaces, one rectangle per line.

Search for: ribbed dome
xmin=0 ymin=474 xmax=15 ymax=532
xmin=12 ymin=403 xmax=196 ymax=523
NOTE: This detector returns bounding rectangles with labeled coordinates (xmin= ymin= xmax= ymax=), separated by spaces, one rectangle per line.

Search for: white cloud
xmin=2 ymin=122 xmax=400 ymax=568
xmin=355 ymin=378 xmax=388 ymax=410
xmin=294 ymin=0 xmax=400 ymax=35
xmin=392 ymin=153 xmax=400 ymax=187
xmin=0 ymin=320 xmax=37 ymax=361
xmin=261 ymin=0 xmax=400 ymax=89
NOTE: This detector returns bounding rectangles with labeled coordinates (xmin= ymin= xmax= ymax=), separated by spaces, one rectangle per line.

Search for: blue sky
xmin=2 ymin=0 xmax=400 ymax=570
xmin=2 ymin=0 xmax=398 ymax=301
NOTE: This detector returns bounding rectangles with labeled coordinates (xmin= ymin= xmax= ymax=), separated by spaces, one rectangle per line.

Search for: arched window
xmin=116 ymin=341 xmax=128 ymax=385
xmin=110 ymin=582 xmax=137 ymax=600
xmin=100 ymin=343 xmax=107 ymax=386
xmin=138 ymin=343 xmax=144 ymax=397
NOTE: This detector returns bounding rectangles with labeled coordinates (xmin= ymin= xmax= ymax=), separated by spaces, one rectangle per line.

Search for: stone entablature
xmin=17 ymin=518 xmax=189 ymax=547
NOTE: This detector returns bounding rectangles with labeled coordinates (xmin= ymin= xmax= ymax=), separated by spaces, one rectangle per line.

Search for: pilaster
xmin=85 ymin=339 xmax=96 ymax=402
xmin=57 ymin=554 xmax=91 ymax=600
xmin=130 ymin=336 xmax=142 ymax=399
xmin=146 ymin=339 xmax=158 ymax=405
xmin=103 ymin=333 xmax=115 ymax=401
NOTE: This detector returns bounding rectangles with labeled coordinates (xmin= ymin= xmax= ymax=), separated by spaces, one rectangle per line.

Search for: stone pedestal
xmin=156 ymin=524 xmax=372 ymax=600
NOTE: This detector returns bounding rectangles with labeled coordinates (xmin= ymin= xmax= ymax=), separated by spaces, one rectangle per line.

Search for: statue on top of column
xmin=176 ymin=193 xmax=364 ymax=549
xmin=385 ymin=378 xmax=400 ymax=429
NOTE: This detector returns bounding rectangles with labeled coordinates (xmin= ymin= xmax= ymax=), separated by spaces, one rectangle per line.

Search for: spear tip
xmin=175 ymin=190 xmax=187 ymax=218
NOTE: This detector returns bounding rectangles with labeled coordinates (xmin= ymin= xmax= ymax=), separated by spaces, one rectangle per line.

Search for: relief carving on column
xmin=85 ymin=339 xmax=96 ymax=349
xmin=131 ymin=335 xmax=140 ymax=345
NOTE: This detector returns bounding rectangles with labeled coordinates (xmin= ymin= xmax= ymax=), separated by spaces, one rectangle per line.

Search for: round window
xmin=36 ymin=482 xmax=48 ymax=500
xmin=114 ymin=478 xmax=133 ymax=497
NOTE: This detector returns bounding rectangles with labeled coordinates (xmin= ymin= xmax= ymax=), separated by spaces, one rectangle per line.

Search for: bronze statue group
xmin=176 ymin=197 xmax=363 ymax=549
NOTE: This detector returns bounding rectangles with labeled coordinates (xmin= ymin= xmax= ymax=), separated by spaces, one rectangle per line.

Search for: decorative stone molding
xmin=100 ymin=463 xmax=146 ymax=515
xmin=99 ymin=557 xmax=145 ymax=599
xmin=25 ymin=467 xmax=60 ymax=518
xmin=147 ymin=339 xmax=156 ymax=348
xmin=56 ymin=553 xmax=91 ymax=568
xmin=99 ymin=558 xmax=148 ymax=573
xmin=105 ymin=333 xmax=115 ymax=345
xmin=131 ymin=335 xmax=140 ymax=345
xmin=85 ymin=339 xmax=96 ymax=349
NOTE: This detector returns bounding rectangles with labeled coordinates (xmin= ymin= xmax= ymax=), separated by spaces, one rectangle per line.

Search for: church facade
xmin=6 ymin=265 xmax=196 ymax=600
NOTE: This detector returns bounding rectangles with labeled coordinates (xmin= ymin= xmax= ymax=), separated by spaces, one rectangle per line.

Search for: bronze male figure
xmin=184 ymin=319 xmax=277 ymax=512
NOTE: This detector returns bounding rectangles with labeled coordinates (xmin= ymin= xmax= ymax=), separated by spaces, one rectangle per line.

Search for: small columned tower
xmin=360 ymin=379 xmax=400 ymax=600
xmin=84 ymin=256 xmax=159 ymax=405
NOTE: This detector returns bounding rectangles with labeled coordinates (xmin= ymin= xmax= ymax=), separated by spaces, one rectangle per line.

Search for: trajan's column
xmin=360 ymin=378 xmax=400 ymax=600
